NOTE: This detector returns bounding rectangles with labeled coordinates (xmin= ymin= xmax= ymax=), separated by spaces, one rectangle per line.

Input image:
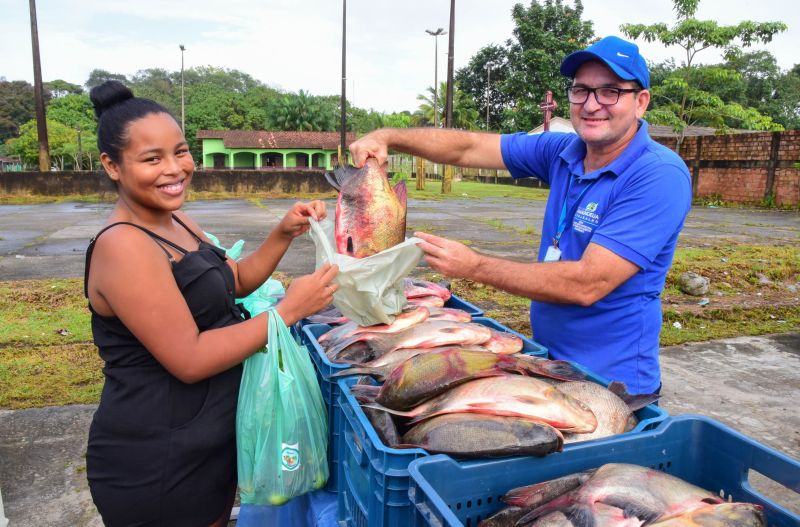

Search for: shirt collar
xmin=559 ymin=119 xmax=651 ymax=181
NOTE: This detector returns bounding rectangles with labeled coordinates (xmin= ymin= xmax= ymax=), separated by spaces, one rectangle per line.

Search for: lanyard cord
xmin=554 ymin=176 xmax=597 ymax=248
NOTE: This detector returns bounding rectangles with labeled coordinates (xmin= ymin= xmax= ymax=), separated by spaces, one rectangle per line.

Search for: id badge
xmin=544 ymin=245 xmax=562 ymax=262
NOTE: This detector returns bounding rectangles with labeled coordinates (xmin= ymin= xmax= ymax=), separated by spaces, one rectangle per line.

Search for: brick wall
xmin=653 ymin=130 xmax=800 ymax=206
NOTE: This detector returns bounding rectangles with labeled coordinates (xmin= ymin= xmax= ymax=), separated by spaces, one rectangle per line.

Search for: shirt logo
xmin=585 ymin=202 xmax=598 ymax=212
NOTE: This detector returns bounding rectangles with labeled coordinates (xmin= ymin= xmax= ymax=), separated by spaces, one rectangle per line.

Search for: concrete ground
xmin=0 ymin=198 xmax=798 ymax=525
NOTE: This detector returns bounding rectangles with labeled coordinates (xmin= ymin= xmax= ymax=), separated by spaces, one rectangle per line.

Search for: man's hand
xmin=414 ymin=231 xmax=482 ymax=279
xmin=349 ymin=130 xmax=390 ymax=168
xmin=276 ymin=200 xmax=327 ymax=239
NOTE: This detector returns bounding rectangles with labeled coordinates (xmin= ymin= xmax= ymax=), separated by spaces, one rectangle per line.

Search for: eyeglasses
xmin=566 ymin=86 xmax=641 ymax=105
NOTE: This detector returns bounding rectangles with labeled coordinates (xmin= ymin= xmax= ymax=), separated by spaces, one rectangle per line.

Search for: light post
xmin=179 ymin=44 xmax=186 ymax=133
xmin=484 ymin=61 xmax=494 ymax=131
xmin=425 ymin=28 xmax=446 ymax=128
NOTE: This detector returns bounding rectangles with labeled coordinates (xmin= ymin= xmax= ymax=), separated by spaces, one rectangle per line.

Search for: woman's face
xmin=107 ymin=112 xmax=195 ymax=212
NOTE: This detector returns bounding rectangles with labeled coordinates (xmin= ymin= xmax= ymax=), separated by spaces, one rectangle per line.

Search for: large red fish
xmin=326 ymin=158 xmax=407 ymax=258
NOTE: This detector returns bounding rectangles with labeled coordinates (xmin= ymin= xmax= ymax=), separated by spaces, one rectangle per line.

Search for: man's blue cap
xmin=560 ymin=36 xmax=650 ymax=89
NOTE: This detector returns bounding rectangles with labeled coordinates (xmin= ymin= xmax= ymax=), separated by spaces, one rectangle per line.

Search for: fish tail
xmin=608 ymin=381 xmax=661 ymax=411
xmin=325 ymin=334 xmax=369 ymax=358
xmin=517 ymin=356 xmax=587 ymax=381
xmin=350 ymin=384 xmax=380 ymax=403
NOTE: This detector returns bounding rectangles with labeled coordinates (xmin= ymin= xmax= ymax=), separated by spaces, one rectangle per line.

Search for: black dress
xmin=84 ymin=216 xmax=246 ymax=526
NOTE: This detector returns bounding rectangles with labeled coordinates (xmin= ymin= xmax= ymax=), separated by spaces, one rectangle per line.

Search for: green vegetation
xmin=409 ymin=180 xmax=549 ymax=201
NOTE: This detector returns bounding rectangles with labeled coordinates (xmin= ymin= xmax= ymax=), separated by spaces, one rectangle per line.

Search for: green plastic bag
xmin=236 ymin=308 xmax=329 ymax=506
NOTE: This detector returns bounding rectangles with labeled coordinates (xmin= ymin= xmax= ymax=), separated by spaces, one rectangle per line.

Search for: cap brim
xmin=560 ymin=51 xmax=637 ymax=83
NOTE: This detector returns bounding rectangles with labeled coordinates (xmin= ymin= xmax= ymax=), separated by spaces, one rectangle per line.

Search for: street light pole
xmin=484 ymin=61 xmax=494 ymax=131
xmin=76 ymin=124 xmax=82 ymax=171
xmin=179 ymin=44 xmax=186 ymax=134
xmin=340 ymin=0 xmax=347 ymax=164
xmin=425 ymin=28 xmax=446 ymax=128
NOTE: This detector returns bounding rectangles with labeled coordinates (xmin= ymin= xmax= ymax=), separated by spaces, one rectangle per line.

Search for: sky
xmin=2 ymin=0 xmax=798 ymax=114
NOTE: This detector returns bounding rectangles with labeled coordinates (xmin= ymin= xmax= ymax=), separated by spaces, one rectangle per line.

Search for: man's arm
xmin=416 ymin=232 xmax=639 ymax=305
xmin=349 ymin=128 xmax=505 ymax=169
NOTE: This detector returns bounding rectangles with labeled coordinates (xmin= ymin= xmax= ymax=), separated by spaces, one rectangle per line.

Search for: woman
xmin=84 ymin=80 xmax=338 ymax=526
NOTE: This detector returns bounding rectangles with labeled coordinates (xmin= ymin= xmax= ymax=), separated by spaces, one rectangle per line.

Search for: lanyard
xmin=554 ymin=176 xmax=596 ymax=248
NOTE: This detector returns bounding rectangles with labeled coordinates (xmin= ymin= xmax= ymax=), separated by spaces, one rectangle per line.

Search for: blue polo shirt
xmin=500 ymin=120 xmax=691 ymax=394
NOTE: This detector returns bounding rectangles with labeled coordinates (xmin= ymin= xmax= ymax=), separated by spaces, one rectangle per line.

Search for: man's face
xmin=569 ymin=61 xmax=650 ymax=149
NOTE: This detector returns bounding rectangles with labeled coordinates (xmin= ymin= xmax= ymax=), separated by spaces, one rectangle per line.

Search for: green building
xmin=197 ymin=130 xmax=355 ymax=170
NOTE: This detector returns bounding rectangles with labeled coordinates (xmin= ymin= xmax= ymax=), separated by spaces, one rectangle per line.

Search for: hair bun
xmin=90 ymin=80 xmax=134 ymax=119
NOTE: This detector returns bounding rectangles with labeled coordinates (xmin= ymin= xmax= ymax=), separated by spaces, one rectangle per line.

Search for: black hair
xmin=90 ymin=80 xmax=177 ymax=163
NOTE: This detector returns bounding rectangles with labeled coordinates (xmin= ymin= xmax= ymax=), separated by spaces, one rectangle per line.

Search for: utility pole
xmin=179 ymin=44 xmax=186 ymax=133
xmin=339 ymin=0 xmax=347 ymax=165
xmin=444 ymin=0 xmax=455 ymax=129
xmin=442 ymin=0 xmax=456 ymax=195
xmin=28 ymin=0 xmax=50 ymax=172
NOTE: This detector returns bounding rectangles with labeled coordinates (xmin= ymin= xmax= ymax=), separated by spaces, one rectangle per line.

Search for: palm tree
xmin=415 ymin=81 xmax=480 ymax=130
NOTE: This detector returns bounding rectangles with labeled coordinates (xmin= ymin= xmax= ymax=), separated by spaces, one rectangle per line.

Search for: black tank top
xmin=84 ymin=215 xmax=246 ymax=526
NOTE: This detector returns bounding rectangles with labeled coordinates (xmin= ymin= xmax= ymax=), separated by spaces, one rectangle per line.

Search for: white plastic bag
xmin=308 ymin=218 xmax=423 ymax=326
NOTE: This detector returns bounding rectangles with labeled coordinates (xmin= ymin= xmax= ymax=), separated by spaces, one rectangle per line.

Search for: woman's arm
xmin=89 ymin=225 xmax=337 ymax=383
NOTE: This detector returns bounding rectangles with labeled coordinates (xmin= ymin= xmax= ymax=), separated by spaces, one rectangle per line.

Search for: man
xmin=349 ymin=36 xmax=691 ymax=395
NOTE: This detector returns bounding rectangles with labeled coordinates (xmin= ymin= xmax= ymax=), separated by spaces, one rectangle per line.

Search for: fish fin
xmin=503 ymin=469 xmax=594 ymax=508
xmin=361 ymin=403 xmax=414 ymax=418
xmin=350 ymin=385 xmax=380 ymax=404
xmin=608 ymin=381 xmax=661 ymax=411
xmin=393 ymin=179 xmax=407 ymax=205
xmin=563 ymin=505 xmax=597 ymax=527
xmin=599 ymin=497 xmax=661 ymax=525
xmin=515 ymin=496 xmax=577 ymax=526
xmin=389 ymin=443 xmax=420 ymax=450
xmin=323 ymin=170 xmax=341 ymax=192
xmin=328 ymin=367 xmax=384 ymax=381
xmin=325 ymin=334 xmax=369 ymax=358
xmin=517 ymin=356 xmax=587 ymax=382
xmin=512 ymin=394 xmax=548 ymax=405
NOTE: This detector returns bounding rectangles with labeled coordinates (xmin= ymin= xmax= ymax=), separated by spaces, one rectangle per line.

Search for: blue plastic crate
xmin=407 ymin=415 xmax=800 ymax=527
xmin=334 ymin=336 xmax=666 ymax=527
xmin=303 ymin=315 xmax=542 ymax=494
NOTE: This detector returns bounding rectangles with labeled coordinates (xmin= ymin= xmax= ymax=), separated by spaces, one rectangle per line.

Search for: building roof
xmin=529 ymin=116 xmax=576 ymax=134
xmin=196 ymin=130 xmax=356 ymax=150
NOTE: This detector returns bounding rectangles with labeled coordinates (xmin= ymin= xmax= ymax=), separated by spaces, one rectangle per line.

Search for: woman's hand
xmin=276 ymin=263 xmax=339 ymax=326
xmin=276 ymin=200 xmax=327 ymax=240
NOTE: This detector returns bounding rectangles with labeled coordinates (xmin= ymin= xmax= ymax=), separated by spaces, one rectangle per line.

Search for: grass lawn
xmin=2 ymin=241 xmax=797 ymax=410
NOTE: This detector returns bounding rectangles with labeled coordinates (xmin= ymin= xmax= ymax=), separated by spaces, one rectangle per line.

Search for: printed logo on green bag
xmin=281 ymin=443 xmax=300 ymax=471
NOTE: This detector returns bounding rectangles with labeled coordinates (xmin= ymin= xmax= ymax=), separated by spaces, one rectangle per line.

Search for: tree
xmin=85 ymin=69 xmax=128 ymax=90
xmin=502 ymin=0 xmax=594 ymax=131
xmin=0 ymin=79 xmax=44 ymax=142
xmin=455 ymin=44 xmax=511 ymax=131
xmin=6 ymin=119 xmax=77 ymax=168
xmin=415 ymin=81 xmax=480 ymax=130
xmin=268 ymin=90 xmax=337 ymax=132
xmin=47 ymin=93 xmax=96 ymax=133
xmin=44 ymin=79 xmax=83 ymax=98
xmin=621 ymin=0 xmax=786 ymax=143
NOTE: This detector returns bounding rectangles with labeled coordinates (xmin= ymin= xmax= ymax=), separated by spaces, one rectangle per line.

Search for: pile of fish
xmin=479 ymin=463 xmax=765 ymax=526
xmin=344 ymin=346 xmax=659 ymax=459
xmin=325 ymin=159 xmax=407 ymax=258
xmin=306 ymin=277 xmax=453 ymax=325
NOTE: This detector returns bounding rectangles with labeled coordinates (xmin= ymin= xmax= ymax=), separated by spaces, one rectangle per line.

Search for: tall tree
xmin=85 ymin=69 xmax=128 ymax=90
xmin=415 ymin=81 xmax=480 ymax=130
xmin=455 ymin=44 xmax=511 ymax=131
xmin=621 ymin=0 xmax=786 ymax=143
xmin=0 ymin=79 xmax=42 ymax=142
xmin=268 ymin=90 xmax=337 ymax=132
xmin=6 ymin=118 xmax=75 ymax=168
xmin=44 ymin=79 xmax=83 ymax=98
xmin=46 ymin=93 xmax=96 ymax=133
xmin=502 ymin=0 xmax=594 ymax=132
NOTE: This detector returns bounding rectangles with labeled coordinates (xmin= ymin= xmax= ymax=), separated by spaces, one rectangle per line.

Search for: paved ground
xmin=1 ymin=198 xmax=799 ymax=525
